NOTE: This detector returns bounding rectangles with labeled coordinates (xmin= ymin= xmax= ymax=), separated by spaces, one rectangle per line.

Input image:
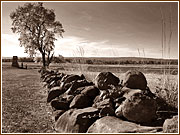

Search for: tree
xmin=10 ymin=2 xmax=64 ymax=68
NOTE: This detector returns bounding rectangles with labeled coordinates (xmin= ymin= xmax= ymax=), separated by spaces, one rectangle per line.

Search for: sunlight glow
xmin=2 ymin=33 xmax=164 ymax=58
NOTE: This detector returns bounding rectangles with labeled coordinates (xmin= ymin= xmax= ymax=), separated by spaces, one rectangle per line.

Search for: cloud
xmin=54 ymin=36 xmax=142 ymax=57
xmin=54 ymin=36 xmax=112 ymax=57
xmin=54 ymin=36 xmax=168 ymax=58
xmin=80 ymin=11 xmax=92 ymax=21
xmin=2 ymin=34 xmax=19 ymax=45
xmin=83 ymin=27 xmax=90 ymax=31
xmin=2 ymin=34 xmax=28 ymax=57
xmin=1 ymin=34 xmax=166 ymax=58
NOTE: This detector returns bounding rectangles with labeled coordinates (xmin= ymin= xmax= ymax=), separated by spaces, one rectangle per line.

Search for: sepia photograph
xmin=1 ymin=1 xmax=179 ymax=133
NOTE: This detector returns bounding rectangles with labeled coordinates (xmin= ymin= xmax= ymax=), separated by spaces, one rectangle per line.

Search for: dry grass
xmin=2 ymin=67 xmax=55 ymax=133
xmin=155 ymin=75 xmax=178 ymax=109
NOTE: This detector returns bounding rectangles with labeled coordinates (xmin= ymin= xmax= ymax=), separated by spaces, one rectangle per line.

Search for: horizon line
xmin=2 ymin=56 xmax=178 ymax=60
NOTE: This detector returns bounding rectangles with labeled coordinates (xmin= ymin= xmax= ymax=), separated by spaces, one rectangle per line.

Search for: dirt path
xmin=2 ymin=67 xmax=55 ymax=133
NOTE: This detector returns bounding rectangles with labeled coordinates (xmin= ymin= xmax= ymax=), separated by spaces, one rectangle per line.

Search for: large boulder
xmin=81 ymin=86 xmax=99 ymax=99
xmin=87 ymin=116 xmax=162 ymax=133
xmin=55 ymin=107 xmax=99 ymax=133
xmin=65 ymin=80 xmax=93 ymax=95
xmin=52 ymin=110 xmax=66 ymax=121
xmin=163 ymin=115 xmax=178 ymax=133
xmin=115 ymin=90 xmax=157 ymax=124
xmin=70 ymin=94 xmax=93 ymax=109
xmin=123 ymin=70 xmax=147 ymax=90
xmin=94 ymin=72 xmax=120 ymax=90
xmin=62 ymin=74 xmax=85 ymax=85
xmin=51 ymin=99 xmax=69 ymax=110
xmin=47 ymin=86 xmax=66 ymax=103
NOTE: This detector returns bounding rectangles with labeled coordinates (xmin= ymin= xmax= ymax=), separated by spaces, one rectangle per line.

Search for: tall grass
xmin=73 ymin=46 xmax=86 ymax=74
xmin=156 ymin=5 xmax=178 ymax=110
xmin=155 ymin=75 xmax=178 ymax=109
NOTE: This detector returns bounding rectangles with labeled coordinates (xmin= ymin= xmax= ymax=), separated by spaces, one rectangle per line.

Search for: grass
xmin=158 ymin=5 xmax=178 ymax=110
xmin=2 ymin=66 xmax=56 ymax=133
xmin=155 ymin=74 xmax=178 ymax=109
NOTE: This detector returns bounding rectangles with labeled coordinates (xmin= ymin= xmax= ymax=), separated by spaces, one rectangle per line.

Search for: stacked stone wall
xmin=39 ymin=68 xmax=178 ymax=133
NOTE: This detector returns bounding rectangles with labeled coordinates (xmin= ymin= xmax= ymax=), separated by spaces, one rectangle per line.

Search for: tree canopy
xmin=10 ymin=2 xmax=64 ymax=67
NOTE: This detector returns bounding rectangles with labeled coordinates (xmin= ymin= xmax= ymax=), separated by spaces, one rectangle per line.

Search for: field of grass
xmin=2 ymin=65 xmax=56 ymax=133
xmin=1 ymin=62 xmax=178 ymax=133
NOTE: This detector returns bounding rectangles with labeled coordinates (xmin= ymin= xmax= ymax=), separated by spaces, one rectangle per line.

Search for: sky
xmin=1 ymin=1 xmax=179 ymax=58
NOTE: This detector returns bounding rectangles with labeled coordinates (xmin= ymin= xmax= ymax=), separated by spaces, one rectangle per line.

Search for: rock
xmin=12 ymin=56 xmax=19 ymax=67
xmin=46 ymin=73 xmax=65 ymax=89
xmin=87 ymin=116 xmax=162 ymax=133
xmin=119 ymin=87 xmax=142 ymax=98
xmin=63 ymin=82 xmax=73 ymax=91
xmin=52 ymin=110 xmax=66 ymax=121
xmin=63 ymin=74 xmax=84 ymax=85
xmin=93 ymin=98 xmax=115 ymax=116
xmin=43 ymin=73 xmax=58 ymax=83
xmin=114 ymin=97 xmax=126 ymax=105
xmin=51 ymin=99 xmax=69 ymax=110
xmin=46 ymin=75 xmax=59 ymax=84
xmin=74 ymin=87 xmax=86 ymax=94
xmin=47 ymin=86 xmax=66 ymax=103
xmin=115 ymin=105 xmax=124 ymax=117
xmin=115 ymin=90 xmax=157 ymax=124
xmin=55 ymin=107 xmax=99 ymax=133
xmin=93 ymin=98 xmax=113 ymax=109
xmin=100 ymin=106 xmax=115 ymax=117
xmin=59 ymin=75 xmax=71 ymax=88
xmin=155 ymin=96 xmax=178 ymax=114
xmin=60 ymin=74 xmax=70 ymax=82
xmin=48 ymin=79 xmax=61 ymax=89
xmin=119 ymin=87 xmax=155 ymax=101
xmin=65 ymin=80 xmax=93 ymax=95
xmin=94 ymin=72 xmax=120 ymax=90
xmin=38 ymin=67 xmax=46 ymax=74
xmin=123 ymin=70 xmax=147 ymax=90
xmin=70 ymin=94 xmax=93 ymax=108
xmin=98 ymin=90 xmax=110 ymax=100
xmin=81 ymin=86 xmax=99 ymax=99
xmin=163 ymin=115 xmax=178 ymax=133
xmin=61 ymin=94 xmax=74 ymax=104
xmin=97 ymin=88 xmax=122 ymax=101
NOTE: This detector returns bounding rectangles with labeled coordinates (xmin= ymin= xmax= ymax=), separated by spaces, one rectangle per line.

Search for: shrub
xmin=155 ymin=74 xmax=178 ymax=110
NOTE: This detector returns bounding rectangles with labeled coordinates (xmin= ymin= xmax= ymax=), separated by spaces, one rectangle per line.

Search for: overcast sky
xmin=2 ymin=1 xmax=179 ymax=58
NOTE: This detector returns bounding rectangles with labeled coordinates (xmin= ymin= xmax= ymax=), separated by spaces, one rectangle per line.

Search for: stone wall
xmin=39 ymin=68 xmax=178 ymax=133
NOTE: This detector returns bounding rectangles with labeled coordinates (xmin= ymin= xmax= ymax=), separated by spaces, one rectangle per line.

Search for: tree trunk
xmin=46 ymin=51 xmax=54 ymax=68
xmin=42 ymin=52 xmax=46 ymax=68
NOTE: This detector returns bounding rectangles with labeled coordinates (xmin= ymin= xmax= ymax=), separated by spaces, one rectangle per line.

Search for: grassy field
xmin=1 ymin=62 xmax=178 ymax=133
xmin=2 ymin=65 xmax=56 ymax=133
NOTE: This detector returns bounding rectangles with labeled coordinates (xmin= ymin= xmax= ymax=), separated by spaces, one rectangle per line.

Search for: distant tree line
xmin=64 ymin=58 xmax=178 ymax=65
xmin=2 ymin=56 xmax=178 ymax=65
